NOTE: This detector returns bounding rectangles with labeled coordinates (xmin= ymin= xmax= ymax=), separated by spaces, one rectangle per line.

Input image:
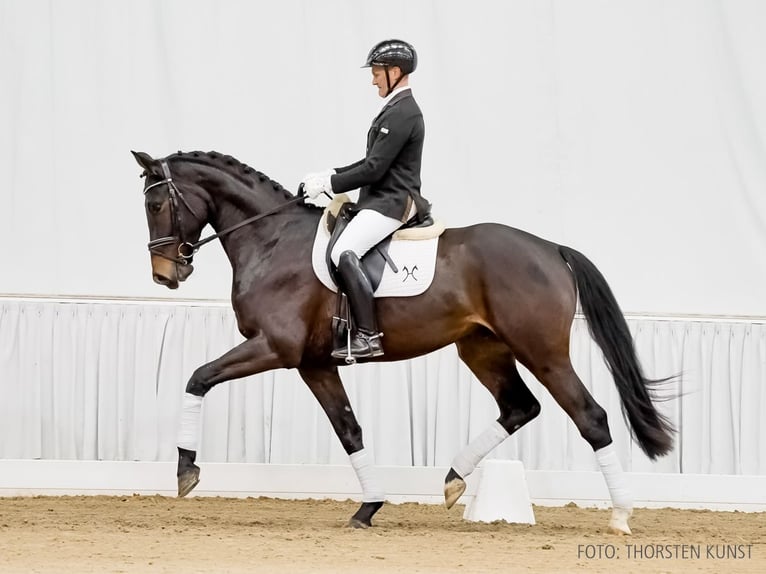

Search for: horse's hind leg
xmin=526 ymin=355 xmax=633 ymax=534
xmin=445 ymin=328 xmax=541 ymax=508
xmin=298 ymin=366 xmax=384 ymax=529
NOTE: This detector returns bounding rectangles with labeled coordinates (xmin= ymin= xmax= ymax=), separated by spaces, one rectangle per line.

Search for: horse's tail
xmin=558 ymin=245 xmax=675 ymax=459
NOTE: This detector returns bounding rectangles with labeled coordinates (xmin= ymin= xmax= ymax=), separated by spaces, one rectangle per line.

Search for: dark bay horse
xmin=132 ymin=150 xmax=674 ymax=533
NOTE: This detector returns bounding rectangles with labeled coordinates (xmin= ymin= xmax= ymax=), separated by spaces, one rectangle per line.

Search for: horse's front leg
xmin=298 ymin=366 xmax=384 ymax=528
xmin=177 ymin=334 xmax=288 ymax=497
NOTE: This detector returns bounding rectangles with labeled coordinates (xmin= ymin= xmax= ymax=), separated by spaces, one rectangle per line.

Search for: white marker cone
xmin=463 ymin=460 xmax=535 ymax=524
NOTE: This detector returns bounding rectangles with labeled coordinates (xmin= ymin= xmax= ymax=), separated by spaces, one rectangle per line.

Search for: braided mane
xmin=169 ymin=150 xmax=295 ymax=200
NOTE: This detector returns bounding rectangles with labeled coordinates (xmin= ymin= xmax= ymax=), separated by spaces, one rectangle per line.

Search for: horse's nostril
xmin=153 ymin=273 xmax=170 ymax=285
xmin=153 ymin=273 xmax=179 ymax=289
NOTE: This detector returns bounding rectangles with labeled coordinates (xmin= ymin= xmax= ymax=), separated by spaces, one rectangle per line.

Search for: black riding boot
xmin=331 ymin=250 xmax=384 ymax=360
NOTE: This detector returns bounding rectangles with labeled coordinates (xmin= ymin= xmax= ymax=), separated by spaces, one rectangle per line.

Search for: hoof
xmin=607 ymin=506 xmax=633 ymax=535
xmin=177 ymin=447 xmax=200 ymax=498
xmin=348 ymin=501 xmax=384 ymax=528
xmin=177 ymin=467 xmax=200 ymax=497
xmin=347 ymin=517 xmax=370 ymax=529
xmin=444 ymin=478 xmax=466 ymax=509
xmin=444 ymin=468 xmax=466 ymax=509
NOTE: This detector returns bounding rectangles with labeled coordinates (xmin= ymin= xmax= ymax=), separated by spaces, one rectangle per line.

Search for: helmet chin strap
xmin=384 ymin=67 xmax=404 ymax=97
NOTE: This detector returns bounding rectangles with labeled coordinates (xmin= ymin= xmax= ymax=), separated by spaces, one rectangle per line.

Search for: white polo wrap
xmin=595 ymin=443 xmax=633 ymax=511
xmin=177 ymin=393 xmax=203 ymax=451
xmin=451 ymin=421 xmax=510 ymax=478
xmin=349 ymin=448 xmax=385 ymax=502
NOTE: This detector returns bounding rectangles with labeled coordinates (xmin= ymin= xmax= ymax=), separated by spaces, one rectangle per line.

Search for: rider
xmin=302 ymin=39 xmax=431 ymax=360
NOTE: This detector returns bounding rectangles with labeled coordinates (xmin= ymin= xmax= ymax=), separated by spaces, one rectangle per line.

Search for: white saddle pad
xmin=311 ymin=213 xmax=440 ymax=298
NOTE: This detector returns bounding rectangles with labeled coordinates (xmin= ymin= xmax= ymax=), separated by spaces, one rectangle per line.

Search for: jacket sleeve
xmin=331 ymin=112 xmax=415 ymax=193
xmin=334 ymin=158 xmax=365 ymax=174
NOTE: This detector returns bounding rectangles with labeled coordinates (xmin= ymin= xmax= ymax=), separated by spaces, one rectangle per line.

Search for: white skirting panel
xmin=1 ymin=298 xmax=765 ymax=477
xmin=1 ymin=461 xmax=764 ymax=512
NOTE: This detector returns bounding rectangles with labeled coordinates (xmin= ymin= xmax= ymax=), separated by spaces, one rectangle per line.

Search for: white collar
xmin=382 ymin=86 xmax=411 ymax=108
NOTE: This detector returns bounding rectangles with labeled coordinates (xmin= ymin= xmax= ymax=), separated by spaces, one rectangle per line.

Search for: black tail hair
xmin=559 ymin=245 xmax=675 ymax=459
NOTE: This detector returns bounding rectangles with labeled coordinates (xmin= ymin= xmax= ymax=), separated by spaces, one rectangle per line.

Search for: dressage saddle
xmin=325 ymin=202 xmax=434 ymax=361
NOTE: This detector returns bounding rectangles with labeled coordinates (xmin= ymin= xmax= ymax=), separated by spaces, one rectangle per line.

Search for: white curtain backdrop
xmin=1 ymin=0 xmax=765 ymax=316
xmin=1 ymin=299 xmax=764 ymax=475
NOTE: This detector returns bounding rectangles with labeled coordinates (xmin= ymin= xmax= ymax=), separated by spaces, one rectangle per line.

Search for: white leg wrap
xmin=595 ymin=443 xmax=633 ymax=511
xmin=451 ymin=421 xmax=510 ymax=478
xmin=177 ymin=393 xmax=203 ymax=451
xmin=349 ymin=448 xmax=385 ymax=503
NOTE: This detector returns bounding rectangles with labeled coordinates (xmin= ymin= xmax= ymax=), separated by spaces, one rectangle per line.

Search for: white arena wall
xmin=1 ymin=1 xmax=765 ymax=508
xmin=1 ymin=296 xmax=764 ymax=510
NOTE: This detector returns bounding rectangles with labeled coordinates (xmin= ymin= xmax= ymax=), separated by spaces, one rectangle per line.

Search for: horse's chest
xmin=230 ymin=282 xmax=292 ymax=340
xmin=232 ymin=261 xmax=271 ymax=295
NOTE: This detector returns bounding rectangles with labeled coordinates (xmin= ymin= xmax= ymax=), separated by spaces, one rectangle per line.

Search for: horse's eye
xmin=148 ymin=201 xmax=163 ymax=214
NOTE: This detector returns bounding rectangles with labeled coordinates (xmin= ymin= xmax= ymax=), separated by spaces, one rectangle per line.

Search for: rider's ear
xmin=131 ymin=150 xmax=162 ymax=177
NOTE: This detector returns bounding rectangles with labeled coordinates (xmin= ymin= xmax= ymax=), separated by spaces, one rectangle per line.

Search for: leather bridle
xmin=143 ymin=160 xmax=305 ymax=265
xmin=143 ymin=161 xmax=203 ymax=265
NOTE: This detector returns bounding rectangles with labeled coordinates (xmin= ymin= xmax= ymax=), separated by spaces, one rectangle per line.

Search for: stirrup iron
xmin=344 ymin=325 xmax=356 ymax=365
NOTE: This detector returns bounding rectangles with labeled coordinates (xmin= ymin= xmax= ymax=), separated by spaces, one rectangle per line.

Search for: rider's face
xmin=371 ymin=65 xmax=401 ymax=98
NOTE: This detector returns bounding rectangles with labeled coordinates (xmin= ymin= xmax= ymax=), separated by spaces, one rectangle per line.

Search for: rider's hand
xmin=301 ymin=169 xmax=335 ymax=199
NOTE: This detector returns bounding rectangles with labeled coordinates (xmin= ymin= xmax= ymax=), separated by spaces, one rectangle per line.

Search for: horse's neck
xmin=206 ymin=179 xmax=318 ymax=274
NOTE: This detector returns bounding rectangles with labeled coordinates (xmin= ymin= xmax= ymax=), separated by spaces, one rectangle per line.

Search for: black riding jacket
xmin=331 ymin=88 xmax=431 ymax=222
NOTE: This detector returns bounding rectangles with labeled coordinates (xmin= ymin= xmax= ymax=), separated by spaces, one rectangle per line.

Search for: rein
xmin=143 ymin=160 xmax=304 ymax=263
xmin=187 ymin=194 xmax=304 ymax=255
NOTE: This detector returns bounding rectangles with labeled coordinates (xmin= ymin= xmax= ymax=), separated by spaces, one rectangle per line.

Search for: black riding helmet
xmin=362 ymin=39 xmax=417 ymax=96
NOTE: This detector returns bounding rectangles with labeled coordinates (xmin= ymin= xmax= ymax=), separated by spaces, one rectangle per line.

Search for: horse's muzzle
xmin=153 ymin=272 xmax=179 ymax=289
xmin=151 ymin=254 xmax=194 ymax=289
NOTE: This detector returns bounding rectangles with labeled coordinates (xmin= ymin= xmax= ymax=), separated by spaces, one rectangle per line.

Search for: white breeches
xmin=330 ymin=209 xmax=404 ymax=266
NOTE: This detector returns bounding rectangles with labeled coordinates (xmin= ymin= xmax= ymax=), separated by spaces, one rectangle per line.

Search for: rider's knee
xmin=331 ymin=245 xmax=361 ymax=267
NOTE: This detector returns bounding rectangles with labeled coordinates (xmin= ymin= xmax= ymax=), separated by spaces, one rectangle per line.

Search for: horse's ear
xmin=131 ymin=150 xmax=161 ymax=176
